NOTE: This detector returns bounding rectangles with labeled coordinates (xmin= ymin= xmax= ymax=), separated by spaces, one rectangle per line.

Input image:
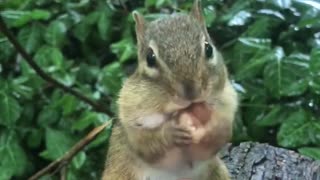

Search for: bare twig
xmin=60 ymin=166 xmax=67 ymax=180
xmin=0 ymin=16 xmax=113 ymax=115
xmin=28 ymin=120 xmax=112 ymax=180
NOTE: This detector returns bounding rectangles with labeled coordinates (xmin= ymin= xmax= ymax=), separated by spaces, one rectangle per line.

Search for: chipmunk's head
xmin=132 ymin=0 xmax=226 ymax=103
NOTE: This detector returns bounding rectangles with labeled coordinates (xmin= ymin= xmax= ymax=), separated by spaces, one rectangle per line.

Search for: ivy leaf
xmin=228 ymin=11 xmax=251 ymax=26
xmin=97 ymin=11 xmax=112 ymax=41
xmin=298 ymin=147 xmax=320 ymax=160
xmin=203 ymin=6 xmax=216 ymax=26
xmin=55 ymin=94 xmax=79 ymax=116
xmin=238 ymin=38 xmax=271 ymax=50
xmin=145 ymin=0 xmax=170 ymax=8
xmin=73 ymin=12 xmax=99 ymax=42
xmin=72 ymin=111 xmax=98 ymax=131
xmin=0 ymin=131 xmax=28 ymax=178
xmin=243 ymin=17 xmax=280 ymax=37
xmin=27 ymin=129 xmax=43 ymax=148
xmin=45 ymin=21 xmax=67 ymax=47
xmin=34 ymin=46 xmax=64 ymax=72
xmin=40 ymin=128 xmax=76 ymax=160
xmin=0 ymin=93 xmax=22 ymax=126
xmin=220 ymin=1 xmax=250 ymax=23
xmin=255 ymin=105 xmax=289 ymax=126
xmin=97 ymin=62 xmax=125 ymax=96
xmin=72 ymin=151 xmax=86 ymax=169
xmin=235 ymin=47 xmax=284 ymax=80
xmin=310 ymin=76 xmax=320 ymax=94
xmin=270 ymin=0 xmax=292 ymax=9
xmin=264 ymin=53 xmax=309 ymax=97
xmin=111 ymin=38 xmax=137 ymax=63
xmin=295 ymin=0 xmax=320 ymax=10
xmin=310 ymin=48 xmax=320 ymax=75
xmin=37 ymin=107 xmax=60 ymax=127
xmin=277 ymin=109 xmax=320 ymax=148
xmin=1 ymin=9 xmax=51 ymax=27
xmin=10 ymin=76 xmax=34 ymax=100
xmin=257 ymin=9 xmax=285 ymax=20
xmin=0 ymin=37 xmax=14 ymax=63
xmin=18 ymin=23 xmax=43 ymax=53
xmin=310 ymin=48 xmax=320 ymax=94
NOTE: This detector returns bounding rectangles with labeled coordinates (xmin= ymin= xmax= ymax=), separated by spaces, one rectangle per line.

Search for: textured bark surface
xmin=220 ymin=142 xmax=320 ymax=180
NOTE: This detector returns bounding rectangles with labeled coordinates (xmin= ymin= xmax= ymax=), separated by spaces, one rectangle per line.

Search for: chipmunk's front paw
xmin=164 ymin=121 xmax=193 ymax=146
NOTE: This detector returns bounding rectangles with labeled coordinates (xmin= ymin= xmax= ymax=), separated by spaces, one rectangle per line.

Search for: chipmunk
xmin=102 ymin=0 xmax=238 ymax=179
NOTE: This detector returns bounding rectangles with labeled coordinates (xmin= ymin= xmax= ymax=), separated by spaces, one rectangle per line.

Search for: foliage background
xmin=0 ymin=0 xmax=320 ymax=179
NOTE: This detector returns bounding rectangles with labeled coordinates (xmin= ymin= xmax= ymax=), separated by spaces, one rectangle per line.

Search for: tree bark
xmin=220 ymin=142 xmax=320 ymax=180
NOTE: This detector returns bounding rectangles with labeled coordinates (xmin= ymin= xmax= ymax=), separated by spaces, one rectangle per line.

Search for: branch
xmin=28 ymin=120 xmax=112 ymax=180
xmin=220 ymin=142 xmax=320 ymax=180
xmin=0 ymin=16 xmax=113 ymax=116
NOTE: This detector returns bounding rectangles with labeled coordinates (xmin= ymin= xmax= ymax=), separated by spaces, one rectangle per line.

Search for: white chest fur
xmin=138 ymin=148 xmax=210 ymax=180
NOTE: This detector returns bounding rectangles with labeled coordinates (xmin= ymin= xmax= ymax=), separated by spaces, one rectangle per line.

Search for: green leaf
xmin=270 ymin=0 xmax=292 ymax=9
xmin=264 ymin=53 xmax=309 ymax=97
xmin=0 ymin=93 xmax=22 ymax=126
xmin=310 ymin=48 xmax=320 ymax=94
xmin=97 ymin=62 xmax=125 ymax=96
xmin=310 ymin=48 xmax=320 ymax=75
xmin=18 ymin=23 xmax=43 ymax=53
xmin=111 ymin=38 xmax=137 ymax=63
xmin=235 ymin=47 xmax=284 ymax=80
xmin=40 ymin=128 xmax=76 ymax=160
xmin=10 ymin=76 xmax=34 ymax=100
xmin=72 ymin=111 xmax=97 ymax=131
xmin=76 ymin=63 xmax=100 ymax=83
xmin=203 ymin=6 xmax=216 ymax=26
xmin=73 ymin=12 xmax=99 ymax=42
xmin=243 ymin=17 xmax=280 ymax=37
xmin=310 ymin=75 xmax=320 ymax=94
xmin=294 ymin=0 xmax=320 ymax=10
xmin=45 ymin=21 xmax=67 ymax=47
xmin=297 ymin=17 xmax=320 ymax=28
xmin=298 ymin=147 xmax=320 ymax=160
xmin=1 ymin=9 xmax=51 ymax=27
xmin=238 ymin=38 xmax=271 ymax=50
xmin=0 ymin=37 xmax=14 ymax=62
xmin=34 ymin=46 xmax=64 ymax=72
xmin=97 ymin=11 xmax=111 ymax=41
xmin=145 ymin=0 xmax=170 ymax=8
xmin=0 ymin=131 xmax=28 ymax=178
xmin=27 ymin=129 xmax=43 ymax=148
xmin=255 ymin=105 xmax=289 ymax=126
xmin=228 ymin=11 xmax=251 ymax=26
xmin=37 ymin=107 xmax=60 ymax=127
xmin=277 ymin=109 xmax=320 ymax=148
xmin=220 ymin=0 xmax=250 ymax=23
xmin=277 ymin=109 xmax=308 ymax=147
xmin=257 ymin=9 xmax=285 ymax=20
xmin=55 ymin=94 xmax=79 ymax=116
xmin=72 ymin=151 xmax=86 ymax=169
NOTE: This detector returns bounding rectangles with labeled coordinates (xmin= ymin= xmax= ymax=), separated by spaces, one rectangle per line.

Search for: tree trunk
xmin=220 ymin=142 xmax=320 ymax=180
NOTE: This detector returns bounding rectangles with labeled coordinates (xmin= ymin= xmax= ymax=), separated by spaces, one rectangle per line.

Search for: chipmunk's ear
xmin=190 ymin=0 xmax=204 ymax=25
xmin=132 ymin=11 xmax=145 ymax=42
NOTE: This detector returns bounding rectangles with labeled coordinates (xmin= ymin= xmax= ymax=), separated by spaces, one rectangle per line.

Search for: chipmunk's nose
xmin=181 ymin=80 xmax=200 ymax=101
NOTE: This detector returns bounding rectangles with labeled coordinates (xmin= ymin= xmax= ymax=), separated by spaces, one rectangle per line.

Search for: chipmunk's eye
xmin=146 ymin=48 xmax=156 ymax=67
xmin=205 ymin=41 xmax=213 ymax=59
